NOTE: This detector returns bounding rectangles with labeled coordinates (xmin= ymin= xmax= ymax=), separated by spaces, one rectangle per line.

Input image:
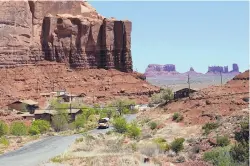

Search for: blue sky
xmin=89 ymin=1 xmax=249 ymax=73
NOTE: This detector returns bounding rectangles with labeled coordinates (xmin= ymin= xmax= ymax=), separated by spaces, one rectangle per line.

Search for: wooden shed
xmin=174 ymin=88 xmax=197 ymax=99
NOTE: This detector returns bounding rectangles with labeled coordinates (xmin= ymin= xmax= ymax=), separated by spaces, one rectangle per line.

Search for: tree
xmin=0 ymin=121 xmax=8 ymax=137
xmin=52 ymin=109 xmax=69 ymax=132
xmin=113 ymin=117 xmax=128 ymax=133
xmin=111 ymin=98 xmax=135 ymax=116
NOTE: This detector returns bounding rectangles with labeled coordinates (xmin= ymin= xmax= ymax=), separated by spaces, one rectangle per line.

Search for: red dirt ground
xmin=151 ymin=70 xmax=249 ymax=125
xmin=0 ymin=62 xmax=160 ymax=109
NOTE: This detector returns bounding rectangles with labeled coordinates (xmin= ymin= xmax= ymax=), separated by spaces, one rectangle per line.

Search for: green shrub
xmin=203 ymin=146 xmax=234 ymax=166
xmin=170 ymin=138 xmax=185 ymax=154
xmin=113 ymin=117 xmax=128 ymax=133
xmin=176 ymin=115 xmax=184 ymax=122
xmin=202 ymin=122 xmax=219 ymax=135
xmin=149 ymin=122 xmax=157 ymax=130
xmin=52 ymin=111 xmax=69 ymax=132
xmin=32 ymin=120 xmax=50 ymax=134
xmin=111 ymin=98 xmax=136 ymax=116
xmin=153 ymin=138 xmax=170 ymax=152
xmin=29 ymin=125 xmax=40 ymax=135
xmin=0 ymin=121 xmax=8 ymax=137
xmin=161 ymin=88 xmax=174 ymax=101
xmin=150 ymin=93 xmax=164 ymax=104
xmin=127 ymin=122 xmax=141 ymax=139
xmin=0 ymin=136 xmax=10 ymax=146
xmin=10 ymin=121 xmax=28 ymax=136
xmin=217 ymin=135 xmax=230 ymax=147
xmin=172 ymin=113 xmax=183 ymax=122
xmin=234 ymin=121 xmax=249 ymax=143
xmin=74 ymin=114 xmax=86 ymax=130
xmin=230 ymin=142 xmax=249 ymax=164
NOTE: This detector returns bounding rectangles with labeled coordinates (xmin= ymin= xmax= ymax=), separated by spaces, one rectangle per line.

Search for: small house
xmin=56 ymin=93 xmax=79 ymax=102
xmin=174 ymin=88 xmax=197 ymax=99
xmin=7 ymin=100 xmax=39 ymax=113
xmin=20 ymin=113 xmax=35 ymax=121
xmin=33 ymin=109 xmax=82 ymax=123
xmin=34 ymin=109 xmax=57 ymax=122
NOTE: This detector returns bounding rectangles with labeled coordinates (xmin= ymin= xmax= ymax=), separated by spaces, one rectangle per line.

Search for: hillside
xmin=0 ymin=63 xmax=160 ymax=108
xmin=143 ymin=71 xmax=249 ymax=125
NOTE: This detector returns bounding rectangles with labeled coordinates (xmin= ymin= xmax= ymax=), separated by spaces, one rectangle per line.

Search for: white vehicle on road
xmin=98 ymin=118 xmax=110 ymax=129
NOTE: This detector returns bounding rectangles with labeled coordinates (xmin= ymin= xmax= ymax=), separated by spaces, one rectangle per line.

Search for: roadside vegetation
xmin=149 ymin=88 xmax=174 ymax=105
xmin=172 ymin=112 xmax=184 ymax=122
xmin=203 ymin=119 xmax=249 ymax=166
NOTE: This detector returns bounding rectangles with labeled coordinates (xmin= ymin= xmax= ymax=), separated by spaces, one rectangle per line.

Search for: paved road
xmin=0 ymin=114 xmax=137 ymax=166
xmin=88 ymin=114 xmax=137 ymax=135
xmin=0 ymin=135 xmax=80 ymax=166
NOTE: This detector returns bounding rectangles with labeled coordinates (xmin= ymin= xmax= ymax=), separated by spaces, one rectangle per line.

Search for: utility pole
xmin=36 ymin=79 xmax=39 ymax=93
xmin=187 ymin=74 xmax=191 ymax=98
xmin=52 ymin=81 xmax=55 ymax=92
xmin=70 ymin=91 xmax=72 ymax=120
xmin=220 ymin=71 xmax=222 ymax=86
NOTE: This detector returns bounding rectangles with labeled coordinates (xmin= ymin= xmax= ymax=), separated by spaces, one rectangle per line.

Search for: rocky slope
xmin=162 ymin=71 xmax=249 ymax=125
xmin=0 ymin=62 xmax=160 ymax=108
xmin=0 ymin=1 xmax=132 ymax=72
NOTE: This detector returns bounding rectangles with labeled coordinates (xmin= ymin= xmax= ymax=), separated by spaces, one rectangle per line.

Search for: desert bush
xmin=203 ymin=146 xmax=235 ymax=166
xmin=29 ymin=125 xmax=40 ymax=135
xmin=0 ymin=120 xmax=8 ymax=137
xmin=234 ymin=120 xmax=249 ymax=143
xmin=230 ymin=142 xmax=249 ymax=164
xmin=149 ymin=122 xmax=157 ymax=130
xmin=52 ymin=110 xmax=69 ymax=132
xmin=31 ymin=120 xmax=50 ymax=134
xmin=172 ymin=113 xmax=184 ymax=122
xmin=74 ymin=114 xmax=86 ymax=130
xmin=113 ymin=117 xmax=128 ymax=133
xmin=110 ymin=98 xmax=136 ymax=116
xmin=127 ymin=122 xmax=141 ymax=139
xmin=230 ymin=119 xmax=249 ymax=164
xmin=10 ymin=121 xmax=28 ymax=136
xmin=161 ymin=88 xmax=174 ymax=101
xmin=202 ymin=122 xmax=219 ymax=135
xmin=170 ymin=138 xmax=185 ymax=154
xmin=217 ymin=135 xmax=230 ymax=147
xmin=153 ymin=137 xmax=170 ymax=152
xmin=150 ymin=93 xmax=164 ymax=104
xmin=0 ymin=136 xmax=9 ymax=146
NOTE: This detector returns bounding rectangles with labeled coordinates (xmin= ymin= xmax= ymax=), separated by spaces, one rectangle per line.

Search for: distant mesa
xmin=207 ymin=63 xmax=239 ymax=74
xmin=145 ymin=63 xmax=240 ymax=77
xmin=183 ymin=67 xmax=202 ymax=76
xmin=145 ymin=64 xmax=179 ymax=77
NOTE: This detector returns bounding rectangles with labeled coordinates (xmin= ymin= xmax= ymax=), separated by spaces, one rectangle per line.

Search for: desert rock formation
xmin=0 ymin=1 xmax=132 ymax=72
xmin=145 ymin=63 xmax=241 ymax=77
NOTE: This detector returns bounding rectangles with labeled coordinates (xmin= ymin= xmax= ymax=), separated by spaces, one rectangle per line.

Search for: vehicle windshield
xmin=98 ymin=119 xmax=108 ymax=123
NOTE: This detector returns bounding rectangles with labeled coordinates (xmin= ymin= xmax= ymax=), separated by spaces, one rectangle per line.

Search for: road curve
xmin=88 ymin=114 xmax=137 ymax=135
xmin=0 ymin=135 xmax=79 ymax=166
xmin=0 ymin=114 xmax=137 ymax=166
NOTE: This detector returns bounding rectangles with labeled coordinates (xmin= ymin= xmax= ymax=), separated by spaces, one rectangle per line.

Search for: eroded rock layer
xmin=0 ymin=1 xmax=133 ymax=72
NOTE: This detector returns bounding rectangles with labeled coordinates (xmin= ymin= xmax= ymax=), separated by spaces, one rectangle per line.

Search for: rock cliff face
xmin=0 ymin=1 xmax=132 ymax=72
